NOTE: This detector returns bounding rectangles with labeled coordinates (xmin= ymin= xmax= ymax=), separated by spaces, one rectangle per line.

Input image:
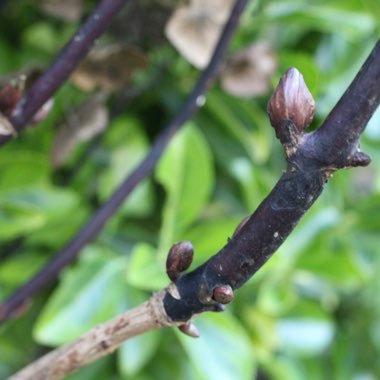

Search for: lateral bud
xmin=347 ymin=150 xmax=371 ymax=168
xmin=166 ymin=241 xmax=194 ymax=281
xmin=212 ymin=285 xmax=234 ymax=304
xmin=268 ymin=67 xmax=315 ymax=144
xmin=178 ymin=322 xmax=200 ymax=338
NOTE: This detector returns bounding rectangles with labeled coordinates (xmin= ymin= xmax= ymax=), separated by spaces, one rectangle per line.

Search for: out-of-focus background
xmin=0 ymin=1 xmax=379 ymax=379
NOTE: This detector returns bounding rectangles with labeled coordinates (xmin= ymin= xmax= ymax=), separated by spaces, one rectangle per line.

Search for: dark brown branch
xmin=0 ymin=0 xmax=249 ymax=323
xmin=8 ymin=42 xmax=380 ymax=377
xmin=0 ymin=0 xmax=127 ymax=145
xmin=163 ymin=40 xmax=380 ymax=321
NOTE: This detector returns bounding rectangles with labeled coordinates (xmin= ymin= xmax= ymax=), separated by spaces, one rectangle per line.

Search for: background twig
xmin=0 ymin=0 xmax=126 ymax=145
xmin=0 ymin=0 xmax=249 ymax=324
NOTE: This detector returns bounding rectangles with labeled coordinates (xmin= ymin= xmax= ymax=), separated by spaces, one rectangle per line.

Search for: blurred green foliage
xmin=0 ymin=0 xmax=380 ymax=379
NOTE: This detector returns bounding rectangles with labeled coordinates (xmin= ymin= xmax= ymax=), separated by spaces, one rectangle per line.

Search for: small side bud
xmin=166 ymin=241 xmax=194 ymax=281
xmin=212 ymin=285 xmax=234 ymax=304
xmin=268 ymin=68 xmax=315 ymax=142
xmin=0 ymin=80 xmax=23 ymax=117
xmin=178 ymin=322 xmax=200 ymax=338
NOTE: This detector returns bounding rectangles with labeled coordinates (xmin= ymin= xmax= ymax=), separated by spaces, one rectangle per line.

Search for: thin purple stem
xmin=0 ymin=0 xmax=248 ymax=323
xmin=0 ymin=0 xmax=126 ymax=145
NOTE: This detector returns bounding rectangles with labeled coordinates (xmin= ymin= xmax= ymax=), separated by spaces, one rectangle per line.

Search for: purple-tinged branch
xmin=0 ymin=0 xmax=127 ymax=145
xmin=163 ymin=40 xmax=380 ymax=321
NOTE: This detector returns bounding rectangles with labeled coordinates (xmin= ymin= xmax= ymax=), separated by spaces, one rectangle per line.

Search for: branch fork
xmin=268 ymin=67 xmax=371 ymax=177
xmin=165 ymin=241 xmax=234 ymax=337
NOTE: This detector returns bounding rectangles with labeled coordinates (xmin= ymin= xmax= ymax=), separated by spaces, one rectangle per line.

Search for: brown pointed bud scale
xmin=166 ymin=241 xmax=194 ymax=281
xmin=268 ymin=68 xmax=315 ymax=139
xmin=178 ymin=322 xmax=200 ymax=338
xmin=212 ymin=285 xmax=234 ymax=304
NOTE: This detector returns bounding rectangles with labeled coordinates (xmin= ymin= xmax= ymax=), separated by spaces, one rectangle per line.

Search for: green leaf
xmin=34 ymin=246 xmax=128 ymax=346
xmin=263 ymin=3 xmax=375 ymax=39
xmin=279 ymin=208 xmax=341 ymax=262
xmin=126 ymin=243 xmax=168 ymax=291
xmin=0 ymin=201 xmax=45 ymax=240
xmin=0 ymin=251 xmax=47 ymax=288
xmin=184 ymin=217 xmax=242 ymax=265
xmin=296 ymin=246 xmax=367 ymax=289
xmin=98 ymin=116 xmax=153 ymax=217
xmin=205 ymin=92 xmax=265 ymax=164
xmin=65 ymin=357 xmax=113 ymax=380
xmin=118 ymin=330 xmax=161 ymax=377
xmin=276 ymin=318 xmax=335 ymax=356
xmin=0 ymin=185 xmax=79 ymax=240
xmin=176 ymin=312 xmax=255 ymax=380
xmin=0 ymin=151 xmax=50 ymax=189
xmin=156 ymin=123 xmax=214 ymax=258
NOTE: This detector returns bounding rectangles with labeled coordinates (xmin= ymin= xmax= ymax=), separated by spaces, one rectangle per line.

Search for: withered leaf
xmin=165 ymin=0 xmax=234 ymax=68
xmin=39 ymin=0 xmax=84 ymax=22
xmin=221 ymin=41 xmax=277 ymax=98
xmin=70 ymin=45 xmax=148 ymax=92
xmin=51 ymin=93 xmax=108 ymax=168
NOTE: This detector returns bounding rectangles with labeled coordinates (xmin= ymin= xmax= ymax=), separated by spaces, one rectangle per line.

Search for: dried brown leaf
xmin=165 ymin=0 xmax=234 ymax=68
xmin=39 ymin=0 xmax=84 ymax=22
xmin=70 ymin=45 xmax=148 ymax=92
xmin=221 ymin=41 xmax=277 ymax=97
xmin=51 ymin=93 xmax=108 ymax=168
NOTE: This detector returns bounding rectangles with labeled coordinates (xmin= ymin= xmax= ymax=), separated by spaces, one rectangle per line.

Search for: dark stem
xmin=163 ymin=39 xmax=380 ymax=321
xmin=0 ymin=0 xmax=127 ymax=145
xmin=0 ymin=0 xmax=249 ymax=323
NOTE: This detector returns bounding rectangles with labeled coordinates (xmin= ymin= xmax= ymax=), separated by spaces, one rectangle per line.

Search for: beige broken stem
xmin=8 ymin=290 xmax=180 ymax=380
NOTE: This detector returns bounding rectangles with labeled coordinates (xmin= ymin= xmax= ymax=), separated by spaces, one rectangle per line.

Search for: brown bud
xmin=178 ymin=322 xmax=200 ymax=338
xmin=166 ymin=241 xmax=194 ymax=281
xmin=268 ymin=68 xmax=315 ymax=137
xmin=212 ymin=285 xmax=234 ymax=304
xmin=0 ymin=75 xmax=25 ymax=114
xmin=0 ymin=82 xmax=22 ymax=117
